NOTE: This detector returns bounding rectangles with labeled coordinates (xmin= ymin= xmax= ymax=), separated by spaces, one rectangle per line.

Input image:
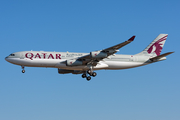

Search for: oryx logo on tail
xmin=137 ymin=34 xmax=168 ymax=56
xmin=147 ymin=35 xmax=168 ymax=56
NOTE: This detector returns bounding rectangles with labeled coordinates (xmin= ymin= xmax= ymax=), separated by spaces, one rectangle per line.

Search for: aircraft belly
xmin=55 ymin=61 xmax=109 ymax=71
xmin=93 ymin=61 xmax=109 ymax=69
xmin=105 ymin=61 xmax=145 ymax=69
xmin=55 ymin=64 xmax=87 ymax=70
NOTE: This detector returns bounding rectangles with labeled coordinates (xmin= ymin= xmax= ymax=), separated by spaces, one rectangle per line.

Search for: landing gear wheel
xmin=22 ymin=70 xmax=25 ymax=73
xmin=87 ymin=70 xmax=93 ymax=76
xmin=87 ymin=70 xmax=91 ymax=74
xmin=82 ymin=74 xmax=86 ymax=78
xmin=21 ymin=66 xmax=25 ymax=73
xmin=92 ymin=72 xmax=97 ymax=77
xmin=86 ymin=76 xmax=91 ymax=81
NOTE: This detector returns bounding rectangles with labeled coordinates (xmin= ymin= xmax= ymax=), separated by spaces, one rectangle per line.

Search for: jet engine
xmin=66 ymin=59 xmax=83 ymax=66
xmin=90 ymin=51 xmax=107 ymax=59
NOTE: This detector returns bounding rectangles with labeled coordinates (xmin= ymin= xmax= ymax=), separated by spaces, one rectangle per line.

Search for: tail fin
xmin=136 ymin=34 xmax=168 ymax=56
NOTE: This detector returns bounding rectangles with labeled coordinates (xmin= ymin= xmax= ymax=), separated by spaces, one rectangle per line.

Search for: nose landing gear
xmin=21 ymin=66 xmax=25 ymax=73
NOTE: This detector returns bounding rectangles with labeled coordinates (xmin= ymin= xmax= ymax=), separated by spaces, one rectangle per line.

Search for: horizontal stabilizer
xmin=150 ymin=52 xmax=174 ymax=62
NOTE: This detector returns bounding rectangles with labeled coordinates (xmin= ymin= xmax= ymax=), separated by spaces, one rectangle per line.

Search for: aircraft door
xmin=131 ymin=55 xmax=137 ymax=62
xmin=130 ymin=55 xmax=134 ymax=61
xmin=20 ymin=52 xmax=24 ymax=59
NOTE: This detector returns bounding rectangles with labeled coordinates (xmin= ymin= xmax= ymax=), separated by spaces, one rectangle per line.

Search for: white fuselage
xmin=5 ymin=51 xmax=152 ymax=71
xmin=5 ymin=34 xmax=171 ymax=81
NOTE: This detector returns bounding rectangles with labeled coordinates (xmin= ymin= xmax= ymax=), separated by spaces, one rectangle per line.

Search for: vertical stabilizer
xmin=136 ymin=34 xmax=168 ymax=56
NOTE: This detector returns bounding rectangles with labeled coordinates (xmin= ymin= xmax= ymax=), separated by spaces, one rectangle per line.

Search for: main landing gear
xmin=21 ymin=66 xmax=25 ymax=73
xmin=82 ymin=70 xmax=97 ymax=81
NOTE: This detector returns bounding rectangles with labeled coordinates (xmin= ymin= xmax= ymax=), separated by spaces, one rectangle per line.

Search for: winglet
xmin=128 ymin=36 xmax=135 ymax=41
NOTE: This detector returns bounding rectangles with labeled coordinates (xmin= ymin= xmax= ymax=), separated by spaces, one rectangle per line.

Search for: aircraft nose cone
xmin=5 ymin=57 xmax=8 ymax=60
xmin=5 ymin=56 xmax=10 ymax=62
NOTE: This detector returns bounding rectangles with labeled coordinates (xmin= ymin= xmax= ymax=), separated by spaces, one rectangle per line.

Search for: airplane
xmin=5 ymin=34 xmax=173 ymax=81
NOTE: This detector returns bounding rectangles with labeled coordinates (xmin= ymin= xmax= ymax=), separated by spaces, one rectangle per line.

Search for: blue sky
xmin=0 ymin=0 xmax=179 ymax=120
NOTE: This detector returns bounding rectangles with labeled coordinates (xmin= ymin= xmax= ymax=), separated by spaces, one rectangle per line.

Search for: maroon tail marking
xmin=147 ymin=35 xmax=168 ymax=56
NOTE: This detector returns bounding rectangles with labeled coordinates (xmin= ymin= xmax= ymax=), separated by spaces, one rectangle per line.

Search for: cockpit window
xmin=10 ymin=54 xmax=15 ymax=56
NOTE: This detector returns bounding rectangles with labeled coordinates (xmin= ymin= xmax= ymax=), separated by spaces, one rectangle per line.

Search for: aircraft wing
xmin=77 ymin=36 xmax=135 ymax=65
xmin=101 ymin=35 xmax=135 ymax=55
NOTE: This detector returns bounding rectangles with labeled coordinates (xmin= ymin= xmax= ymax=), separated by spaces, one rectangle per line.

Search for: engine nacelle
xmin=90 ymin=51 xmax=107 ymax=59
xmin=58 ymin=69 xmax=83 ymax=74
xmin=66 ymin=59 xmax=83 ymax=66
